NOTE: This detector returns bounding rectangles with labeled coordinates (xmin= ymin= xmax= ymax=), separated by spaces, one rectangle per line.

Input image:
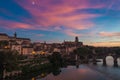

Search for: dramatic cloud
xmin=0 ymin=20 xmax=32 ymax=29
xmin=89 ymin=41 xmax=120 ymax=47
xmin=64 ymin=30 xmax=82 ymax=37
xmin=0 ymin=19 xmax=53 ymax=31
xmin=1 ymin=0 xmax=120 ymax=46
xmin=13 ymin=0 xmax=104 ymax=30
xmin=99 ymin=32 xmax=120 ymax=37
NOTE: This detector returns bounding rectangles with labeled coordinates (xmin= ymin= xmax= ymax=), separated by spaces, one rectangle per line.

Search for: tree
xmin=47 ymin=52 xmax=63 ymax=76
xmin=73 ymin=47 xmax=93 ymax=63
xmin=75 ymin=47 xmax=92 ymax=57
xmin=114 ymin=48 xmax=120 ymax=56
xmin=48 ymin=52 xmax=63 ymax=67
xmin=0 ymin=41 xmax=9 ymax=49
xmin=0 ymin=50 xmax=19 ymax=79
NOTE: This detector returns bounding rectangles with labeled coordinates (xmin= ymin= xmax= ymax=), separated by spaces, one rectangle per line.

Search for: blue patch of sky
xmin=93 ymin=15 xmax=120 ymax=32
xmin=14 ymin=29 xmax=71 ymax=42
xmin=74 ymin=8 xmax=107 ymax=15
xmin=0 ymin=0 xmax=33 ymax=22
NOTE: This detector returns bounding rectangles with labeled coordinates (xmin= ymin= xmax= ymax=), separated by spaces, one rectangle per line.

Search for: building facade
xmin=0 ymin=32 xmax=33 ymax=54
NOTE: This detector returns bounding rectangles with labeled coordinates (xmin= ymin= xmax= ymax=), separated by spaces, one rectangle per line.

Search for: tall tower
xmin=14 ymin=32 xmax=17 ymax=38
xmin=75 ymin=36 xmax=79 ymax=43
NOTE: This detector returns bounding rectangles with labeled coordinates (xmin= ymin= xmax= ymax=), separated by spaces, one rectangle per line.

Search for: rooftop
xmin=0 ymin=33 xmax=8 ymax=36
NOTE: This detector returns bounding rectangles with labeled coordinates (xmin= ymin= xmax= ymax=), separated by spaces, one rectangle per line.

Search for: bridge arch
xmin=117 ymin=58 xmax=120 ymax=66
xmin=87 ymin=54 xmax=94 ymax=59
xmin=78 ymin=54 xmax=95 ymax=63
xmin=105 ymin=56 xmax=114 ymax=66
xmin=103 ymin=54 xmax=118 ymax=67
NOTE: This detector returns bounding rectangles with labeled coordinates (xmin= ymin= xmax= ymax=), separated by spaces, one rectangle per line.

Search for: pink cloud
xmin=14 ymin=0 xmax=104 ymax=31
xmin=65 ymin=30 xmax=82 ymax=37
xmin=99 ymin=32 xmax=120 ymax=37
xmin=0 ymin=19 xmax=53 ymax=31
xmin=89 ymin=41 xmax=120 ymax=47
xmin=0 ymin=20 xmax=32 ymax=29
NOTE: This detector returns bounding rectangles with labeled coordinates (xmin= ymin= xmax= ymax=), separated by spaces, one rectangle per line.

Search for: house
xmin=0 ymin=33 xmax=9 ymax=41
xmin=22 ymin=46 xmax=34 ymax=55
xmin=11 ymin=43 xmax=22 ymax=54
xmin=0 ymin=32 xmax=32 ymax=54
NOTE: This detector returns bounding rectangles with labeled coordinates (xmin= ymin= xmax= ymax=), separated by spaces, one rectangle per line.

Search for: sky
xmin=0 ymin=0 xmax=120 ymax=47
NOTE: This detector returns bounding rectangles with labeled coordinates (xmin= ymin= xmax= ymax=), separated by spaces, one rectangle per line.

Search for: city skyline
xmin=0 ymin=0 xmax=120 ymax=47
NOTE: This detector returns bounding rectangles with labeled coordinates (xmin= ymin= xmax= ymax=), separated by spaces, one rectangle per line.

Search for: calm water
xmin=34 ymin=56 xmax=120 ymax=80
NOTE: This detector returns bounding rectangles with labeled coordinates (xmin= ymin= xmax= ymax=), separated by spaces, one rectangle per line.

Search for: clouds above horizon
xmin=89 ymin=41 xmax=120 ymax=47
xmin=99 ymin=32 xmax=120 ymax=37
xmin=0 ymin=0 xmax=120 ymax=46
xmin=0 ymin=0 xmax=107 ymax=31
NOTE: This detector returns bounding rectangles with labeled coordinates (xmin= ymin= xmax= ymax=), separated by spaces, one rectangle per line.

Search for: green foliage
xmin=17 ymin=55 xmax=27 ymax=60
xmin=19 ymin=63 xmax=52 ymax=80
xmin=0 ymin=50 xmax=20 ymax=79
xmin=74 ymin=47 xmax=92 ymax=56
xmin=0 ymin=41 xmax=9 ymax=48
xmin=114 ymin=48 xmax=120 ymax=55
xmin=48 ymin=52 xmax=63 ymax=67
xmin=0 ymin=50 xmax=19 ymax=72
xmin=52 ymin=67 xmax=61 ymax=76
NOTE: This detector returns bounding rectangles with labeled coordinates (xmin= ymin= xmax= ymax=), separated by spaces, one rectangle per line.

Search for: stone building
xmin=0 ymin=32 xmax=33 ymax=54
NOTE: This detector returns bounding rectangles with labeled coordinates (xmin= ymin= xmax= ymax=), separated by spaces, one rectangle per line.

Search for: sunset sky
xmin=0 ymin=0 xmax=120 ymax=47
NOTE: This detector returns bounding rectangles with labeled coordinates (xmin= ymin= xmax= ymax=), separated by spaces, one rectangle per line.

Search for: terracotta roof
xmin=0 ymin=33 xmax=8 ymax=36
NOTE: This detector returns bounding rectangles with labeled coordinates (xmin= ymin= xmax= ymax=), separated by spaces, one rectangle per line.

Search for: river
xmin=33 ymin=56 xmax=120 ymax=80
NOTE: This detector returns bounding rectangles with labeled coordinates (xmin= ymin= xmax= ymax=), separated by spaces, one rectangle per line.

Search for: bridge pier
xmin=102 ymin=55 xmax=118 ymax=67
xmin=103 ymin=57 xmax=106 ymax=66
xmin=114 ymin=57 xmax=118 ymax=67
xmin=93 ymin=56 xmax=97 ymax=65
xmin=76 ymin=62 xmax=79 ymax=68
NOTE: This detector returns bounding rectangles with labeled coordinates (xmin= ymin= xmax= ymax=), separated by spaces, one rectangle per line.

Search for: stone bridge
xmin=96 ymin=53 xmax=120 ymax=67
xmin=74 ymin=50 xmax=120 ymax=67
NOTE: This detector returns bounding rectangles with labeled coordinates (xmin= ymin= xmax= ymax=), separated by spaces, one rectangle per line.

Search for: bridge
xmin=72 ymin=49 xmax=120 ymax=67
xmin=96 ymin=53 xmax=120 ymax=67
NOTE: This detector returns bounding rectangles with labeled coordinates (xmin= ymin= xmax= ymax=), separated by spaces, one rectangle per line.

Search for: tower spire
xmin=14 ymin=32 xmax=17 ymax=38
xmin=75 ymin=36 xmax=79 ymax=43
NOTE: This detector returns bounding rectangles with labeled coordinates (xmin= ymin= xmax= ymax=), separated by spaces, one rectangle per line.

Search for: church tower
xmin=75 ymin=36 xmax=79 ymax=43
xmin=14 ymin=32 xmax=17 ymax=38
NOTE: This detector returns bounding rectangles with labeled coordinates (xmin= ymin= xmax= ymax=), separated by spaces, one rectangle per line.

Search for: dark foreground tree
xmin=0 ymin=50 xmax=19 ymax=80
xmin=0 ymin=41 xmax=9 ymax=49
xmin=74 ymin=47 xmax=92 ymax=57
xmin=73 ymin=47 xmax=93 ymax=63
xmin=48 ymin=52 xmax=63 ymax=67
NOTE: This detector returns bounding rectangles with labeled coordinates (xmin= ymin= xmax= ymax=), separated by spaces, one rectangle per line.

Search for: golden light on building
xmin=40 ymin=51 xmax=46 ymax=55
xmin=4 ymin=46 xmax=9 ymax=49
xmin=42 ymin=51 xmax=45 ymax=54
xmin=41 ymin=73 xmax=45 ymax=77
xmin=32 ymin=51 xmax=36 ymax=54
xmin=31 ymin=77 xmax=35 ymax=80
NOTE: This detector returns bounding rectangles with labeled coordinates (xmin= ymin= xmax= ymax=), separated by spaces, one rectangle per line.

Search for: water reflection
xmin=91 ymin=59 xmax=120 ymax=80
xmin=106 ymin=56 xmax=114 ymax=66
xmin=117 ymin=58 xmax=120 ymax=66
xmin=32 ymin=56 xmax=120 ymax=80
xmin=38 ymin=65 xmax=111 ymax=80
